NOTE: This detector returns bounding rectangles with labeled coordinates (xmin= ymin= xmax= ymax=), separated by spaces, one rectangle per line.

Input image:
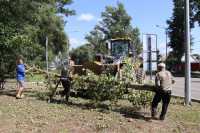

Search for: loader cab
xmin=108 ymin=38 xmax=134 ymax=58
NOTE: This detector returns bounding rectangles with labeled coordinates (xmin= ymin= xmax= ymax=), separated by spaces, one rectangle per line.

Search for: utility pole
xmin=46 ymin=36 xmax=49 ymax=74
xmin=185 ymin=0 xmax=191 ymax=105
xmin=165 ymin=30 xmax=168 ymax=59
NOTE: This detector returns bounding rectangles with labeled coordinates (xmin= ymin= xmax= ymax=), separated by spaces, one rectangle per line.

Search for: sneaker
xmin=151 ymin=116 xmax=158 ymax=120
xmin=159 ymin=116 xmax=165 ymax=121
xmin=16 ymin=95 xmax=22 ymax=99
xmin=20 ymin=94 xmax=25 ymax=98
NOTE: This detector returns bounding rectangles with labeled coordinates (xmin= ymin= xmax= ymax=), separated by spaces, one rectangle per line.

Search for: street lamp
xmin=156 ymin=25 xmax=168 ymax=59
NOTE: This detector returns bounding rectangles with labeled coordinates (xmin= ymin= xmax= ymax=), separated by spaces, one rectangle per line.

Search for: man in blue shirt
xmin=16 ymin=58 xmax=25 ymax=99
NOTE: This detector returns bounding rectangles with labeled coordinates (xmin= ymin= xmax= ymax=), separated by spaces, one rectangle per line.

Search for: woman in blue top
xmin=16 ymin=58 xmax=25 ymax=99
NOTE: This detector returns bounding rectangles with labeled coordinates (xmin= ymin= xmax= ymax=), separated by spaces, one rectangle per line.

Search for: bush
xmin=72 ymin=70 xmax=126 ymax=104
xmin=47 ymin=58 xmax=154 ymax=108
xmin=128 ymin=90 xmax=153 ymax=108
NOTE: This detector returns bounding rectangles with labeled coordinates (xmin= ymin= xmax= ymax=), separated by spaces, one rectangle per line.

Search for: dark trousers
xmin=61 ymin=79 xmax=71 ymax=102
xmin=151 ymin=90 xmax=171 ymax=120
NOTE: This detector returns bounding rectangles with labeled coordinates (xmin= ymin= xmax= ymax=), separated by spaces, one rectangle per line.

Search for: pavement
xmin=172 ymin=77 xmax=200 ymax=101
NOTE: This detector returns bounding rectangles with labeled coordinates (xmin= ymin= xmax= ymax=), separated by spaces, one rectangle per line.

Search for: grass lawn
xmin=0 ymin=82 xmax=199 ymax=133
xmin=26 ymin=74 xmax=45 ymax=82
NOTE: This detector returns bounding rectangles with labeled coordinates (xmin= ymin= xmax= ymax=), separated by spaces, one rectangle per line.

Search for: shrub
xmin=72 ymin=70 xmax=126 ymax=104
xmin=47 ymin=58 xmax=154 ymax=108
xmin=128 ymin=90 xmax=153 ymax=108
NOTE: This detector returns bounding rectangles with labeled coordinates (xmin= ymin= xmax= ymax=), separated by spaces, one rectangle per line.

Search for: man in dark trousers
xmin=60 ymin=57 xmax=74 ymax=102
xmin=151 ymin=63 xmax=175 ymax=120
xmin=49 ymin=57 xmax=74 ymax=103
xmin=60 ymin=64 xmax=71 ymax=102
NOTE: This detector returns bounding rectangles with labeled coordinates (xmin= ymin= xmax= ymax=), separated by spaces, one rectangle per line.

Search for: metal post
xmin=185 ymin=0 xmax=191 ymax=105
xmin=155 ymin=34 xmax=159 ymax=68
xmin=165 ymin=30 xmax=168 ymax=59
xmin=45 ymin=36 xmax=48 ymax=74
xmin=147 ymin=36 xmax=152 ymax=80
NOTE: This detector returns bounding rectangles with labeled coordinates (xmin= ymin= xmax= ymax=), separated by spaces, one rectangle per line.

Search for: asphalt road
xmin=172 ymin=77 xmax=200 ymax=100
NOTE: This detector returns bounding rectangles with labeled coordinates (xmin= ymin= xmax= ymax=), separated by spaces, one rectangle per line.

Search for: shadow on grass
xmin=0 ymin=88 xmax=48 ymax=99
xmin=47 ymin=95 xmax=152 ymax=121
xmin=113 ymin=105 xmax=152 ymax=121
xmin=0 ymin=87 xmax=49 ymax=100
xmin=1 ymin=87 xmax=152 ymax=122
xmin=0 ymin=89 xmax=16 ymax=97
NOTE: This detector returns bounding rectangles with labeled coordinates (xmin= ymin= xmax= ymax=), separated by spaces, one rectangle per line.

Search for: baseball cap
xmin=158 ymin=63 xmax=166 ymax=68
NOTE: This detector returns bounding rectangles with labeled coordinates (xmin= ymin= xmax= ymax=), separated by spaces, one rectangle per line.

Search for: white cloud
xmin=77 ymin=13 xmax=95 ymax=22
xmin=69 ymin=37 xmax=86 ymax=49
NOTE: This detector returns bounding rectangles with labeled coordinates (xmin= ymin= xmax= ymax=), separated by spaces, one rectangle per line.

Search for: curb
xmin=171 ymin=94 xmax=200 ymax=103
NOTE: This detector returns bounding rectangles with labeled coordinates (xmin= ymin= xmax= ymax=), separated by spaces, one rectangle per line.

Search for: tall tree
xmin=85 ymin=27 xmax=107 ymax=55
xmin=70 ymin=44 xmax=94 ymax=65
xmin=167 ymin=0 xmax=200 ymax=63
xmin=191 ymin=0 xmax=200 ymax=25
xmin=86 ymin=2 xmax=142 ymax=55
xmin=0 ymin=0 xmax=74 ymax=76
xmin=167 ymin=0 xmax=185 ymax=63
xmin=97 ymin=2 xmax=132 ymax=39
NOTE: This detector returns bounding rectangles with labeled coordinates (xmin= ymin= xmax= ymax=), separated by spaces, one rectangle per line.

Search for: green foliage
xmin=191 ymin=0 xmax=200 ymax=26
xmin=97 ymin=2 xmax=132 ymax=39
xmin=85 ymin=29 xmax=107 ymax=55
xmin=128 ymin=90 xmax=153 ymax=108
xmin=0 ymin=0 xmax=74 ymax=76
xmin=120 ymin=58 xmax=137 ymax=83
xmin=70 ymin=44 xmax=94 ymax=65
xmin=45 ymin=58 xmax=153 ymax=108
xmin=70 ymin=59 xmax=152 ymax=107
xmin=26 ymin=74 xmax=45 ymax=82
xmin=167 ymin=0 xmax=186 ymax=63
xmin=95 ymin=2 xmax=142 ymax=54
xmin=72 ymin=70 xmax=125 ymax=104
xmin=71 ymin=2 xmax=142 ymax=63
xmin=121 ymin=58 xmax=153 ymax=107
xmin=167 ymin=0 xmax=200 ymax=63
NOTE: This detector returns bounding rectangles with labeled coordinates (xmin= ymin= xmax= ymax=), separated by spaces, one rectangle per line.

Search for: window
xmin=111 ymin=40 xmax=129 ymax=57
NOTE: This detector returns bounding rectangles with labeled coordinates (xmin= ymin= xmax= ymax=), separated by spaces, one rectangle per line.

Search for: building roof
xmin=181 ymin=55 xmax=200 ymax=63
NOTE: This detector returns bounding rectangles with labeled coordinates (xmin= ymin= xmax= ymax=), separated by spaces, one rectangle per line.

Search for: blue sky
xmin=64 ymin=0 xmax=200 ymax=55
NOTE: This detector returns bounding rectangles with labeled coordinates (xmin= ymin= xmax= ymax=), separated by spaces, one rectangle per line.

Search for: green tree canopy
xmin=167 ymin=0 xmax=186 ymax=63
xmin=71 ymin=2 xmax=142 ymax=64
xmin=70 ymin=44 xmax=94 ymax=65
xmin=167 ymin=0 xmax=200 ymax=63
xmin=92 ymin=2 xmax=142 ymax=54
xmin=0 ymin=0 xmax=74 ymax=76
xmin=96 ymin=2 xmax=132 ymax=39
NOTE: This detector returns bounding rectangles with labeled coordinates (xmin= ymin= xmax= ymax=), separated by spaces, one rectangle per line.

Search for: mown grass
xmin=26 ymin=74 xmax=45 ymax=82
xmin=0 ymin=85 xmax=200 ymax=133
xmin=169 ymin=103 xmax=200 ymax=123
